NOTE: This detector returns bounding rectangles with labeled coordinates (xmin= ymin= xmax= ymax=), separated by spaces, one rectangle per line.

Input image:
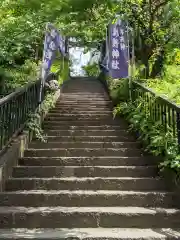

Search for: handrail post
xmin=177 ymin=112 xmax=180 ymax=150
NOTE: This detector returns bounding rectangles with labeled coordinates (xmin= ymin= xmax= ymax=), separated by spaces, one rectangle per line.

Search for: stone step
xmin=44 ymin=116 xmax=114 ymax=121
xmin=59 ymin=99 xmax=110 ymax=103
xmin=53 ymin=106 xmax=112 ymax=110
xmin=56 ymin=103 xmax=112 ymax=107
xmin=47 ymin=112 xmax=113 ymax=116
xmin=53 ymin=107 xmax=112 ymax=111
xmin=0 ymin=190 xmax=174 ymax=208
xmin=56 ymin=100 xmax=112 ymax=104
xmin=49 ymin=110 xmax=113 ymax=114
xmin=24 ymin=148 xmax=143 ymax=157
xmin=50 ymin=109 xmax=112 ymax=113
xmin=6 ymin=177 xmax=166 ymax=191
xmin=42 ymin=136 xmax=136 ymax=142
xmin=62 ymin=87 xmax=105 ymax=89
xmin=42 ymin=125 xmax=127 ymax=130
xmin=43 ymin=130 xmax=129 ymax=136
xmin=43 ymin=121 xmax=124 ymax=127
xmin=61 ymin=94 xmax=108 ymax=97
xmin=0 ymin=228 xmax=179 ymax=239
xmin=0 ymin=206 xmax=179 ymax=228
xmin=29 ymin=142 xmax=140 ymax=149
xmin=61 ymin=93 xmax=108 ymax=96
xmin=12 ymin=166 xmax=157 ymax=178
xmin=60 ymin=97 xmax=110 ymax=101
xmin=19 ymin=156 xmax=157 ymax=167
xmin=46 ymin=113 xmax=113 ymax=117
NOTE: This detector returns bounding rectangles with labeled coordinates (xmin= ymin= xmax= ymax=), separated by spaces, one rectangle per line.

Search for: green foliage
xmin=166 ymin=48 xmax=180 ymax=65
xmin=83 ymin=63 xmax=100 ymax=77
xmin=0 ymin=60 xmax=39 ymax=95
xmin=113 ymin=97 xmax=180 ymax=178
xmin=146 ymin=65 xmax=180 ymax=104
xmin=108 ymin=77 xmax=129 ymax=103
xmin=51 ymin=58 xmax=69 ymax=84
xmin=26 ymin=91 xmax=56 ymax=141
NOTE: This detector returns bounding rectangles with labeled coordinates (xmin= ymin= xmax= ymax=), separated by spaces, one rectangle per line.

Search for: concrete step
xmin=29 ymin=142 xmax=140 ymax=149
xmin=47 ymin=112 xmax=112 ymax=116
xmin=12 ymin=166 xmax=157 ymax=178
xmin=44 ymin=116 xmax=114 ymax=121
xmin=60 ymin=97 xmax=110 ymax=101
xmin=0 ymin=190 xmax=175 ymax=208
xmin=41 ymin=125 xmax=127 ymax=130
xmin=46 ymin=113 xmax=112 ymax=118
xmin=56 ymin=100 xmax=112 ymax=104
xmin=19 ymin=156 xmax=157 ymax=167
xmin=60 ymin=94 xmax=109 ymax=97
xmin=49 ymin=110 xmax=113 ymax=114
xmin=43 ymin=129 xmax=129 ymax=136
xmin=53 ymin=106 xmax=112 ymax=110
xmin=0 ymin=228 xmax=179 ymax=239
xmin=6 ymin=177 xmax=166 ymax=191
xmin=61 ymin=93 xmax=108 ymax=96
xmin=24 ymin=148 xmax=143 ymax=157
xmin=56 ymin=103 xmax=112 ymax=107
xmin=42 ymin=135 xmax=136 ymax=142
xmin=42 ymin=122 xmax=124 ymax=127
xmin=50 ymin=109 xmax=112 ymax=113
xmin=43 ymin=121 xmax=125 ymax=127
xmin=0 ymin=206 xmax=179 ymax=228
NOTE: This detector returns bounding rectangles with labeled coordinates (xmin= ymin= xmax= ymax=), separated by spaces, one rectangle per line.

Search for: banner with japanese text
xmin=108 ymin=19 xmax=129 ymax=79
xmin=39 ymin=23 xmax=66 ymax=102
xmin=41 ymin=23 xmax=66 ymax=80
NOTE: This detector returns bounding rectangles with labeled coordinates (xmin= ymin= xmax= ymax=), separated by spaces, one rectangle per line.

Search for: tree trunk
xmin=150 ymin=49 xmax=165 ymax=78
xmin=0 ymin=77 xmax=5 ymax=96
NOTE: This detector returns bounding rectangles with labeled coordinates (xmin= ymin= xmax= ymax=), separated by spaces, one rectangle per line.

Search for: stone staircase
xmin=0 ymin=77 xmax=180 ymax=239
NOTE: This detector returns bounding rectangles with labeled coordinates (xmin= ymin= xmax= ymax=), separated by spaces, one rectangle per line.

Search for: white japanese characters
xmin=111 ymin=23 xmax=127 ymax=70
xmin=112 ymin=60 xmax=119 ymax=70
xmin=112 ymin=38 xmax=119 ymax=48
xmin=112 ymin=49 xmax=120 ymax=59
xmin=45 ymin=49 xmax=53 ymax=60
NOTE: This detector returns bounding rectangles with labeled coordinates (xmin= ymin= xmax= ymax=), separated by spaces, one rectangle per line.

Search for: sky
xmin=69 ymin=47 xmax=91 ymax=76
xmin=69 ymin=47 xmax=100 ymax=76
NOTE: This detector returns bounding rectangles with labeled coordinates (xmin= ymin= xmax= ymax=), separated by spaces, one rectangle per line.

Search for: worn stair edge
xmin=52 ymin=107 xmax=113 ymax=110
xmin=0 ymin=190 xmax=175 ymax=208
xmin=28 ymin=142 xmax=140 ymax=149
xmin=49 ymin=110 xmax=113 ymax=113
xmin=46 ymin=113 xmax=113 ymax=116
xmin=43 ymin=121 xmax=124 ymax=126
xmin=24 ymin=148 xmax=143 ymax=157
xmin=41 ymin=136 xmax=136 ymax=142
xmin=42 ymin=121 xmax=128 ymax=126
xmin=19 ymin=156 xmax=158 ymax=166
xmin=5 ymin=177 xmax=166 ymax=191
xmin=12 ymin=166 xmax=157 ymax=178
xmin=0 ymin=228 xmax=180 ymax=239
xmin=0 ymin=206 xmax=179 ymax=228
xmin=41 ymin=125 xmax=126 ymax=129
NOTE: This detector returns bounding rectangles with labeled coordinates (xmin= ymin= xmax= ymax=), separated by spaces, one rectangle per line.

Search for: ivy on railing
xmin=131 ymin=81 xmax=180 ymax=147
xmin=0 ymin=80 xmax=44 ymax=153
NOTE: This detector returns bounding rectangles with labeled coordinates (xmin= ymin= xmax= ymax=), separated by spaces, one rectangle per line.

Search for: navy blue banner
xmin=108 ymin=19 xmax=129 ymax=79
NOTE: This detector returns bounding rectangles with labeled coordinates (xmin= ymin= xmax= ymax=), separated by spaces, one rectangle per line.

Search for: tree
xmin=114 ymin=0 xmax=180 ymax=78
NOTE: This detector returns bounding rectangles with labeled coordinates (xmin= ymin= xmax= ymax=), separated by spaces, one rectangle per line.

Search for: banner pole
xmin=39 ymin=23 xmax=49 ymax=104
xmin=132 ymin=27 xmax=135 ymax=79
xmin=126 ymin=21 xmax=132 ymax=101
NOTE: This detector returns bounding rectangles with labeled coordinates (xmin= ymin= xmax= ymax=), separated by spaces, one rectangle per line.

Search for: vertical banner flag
xmin=108 ymin=19 xmax=129 ymax=79
xmin=41 ymin=23 xmax=66 ymax=81
xmin=100 ymin=26 xmax=110 ymax=72
xmin=39 ymin=23 xmax=66 ymax=102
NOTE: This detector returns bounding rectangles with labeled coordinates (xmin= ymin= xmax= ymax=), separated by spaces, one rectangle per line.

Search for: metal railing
xmin=0 ymin=79 xmax=44 ymax=153
xmin=131 ymin=81 xmax=180 ymax=145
